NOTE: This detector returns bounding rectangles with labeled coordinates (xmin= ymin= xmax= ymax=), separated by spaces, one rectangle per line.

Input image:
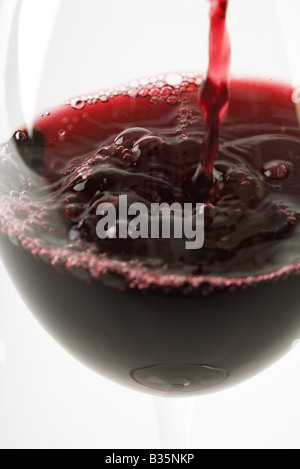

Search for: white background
xmin=0 ymin=0 xmax=300 ymax=449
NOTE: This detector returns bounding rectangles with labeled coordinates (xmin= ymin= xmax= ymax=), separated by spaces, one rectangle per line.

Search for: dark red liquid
xmin=194 ymin=0 xmax=230 ymax=194
xmin=1 ymin=75 xmax=300 ymax=395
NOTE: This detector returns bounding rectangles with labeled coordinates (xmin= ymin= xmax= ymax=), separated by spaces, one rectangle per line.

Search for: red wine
xmin=194 ymin=0 xmax=230 ymax=193
xmin=3 ymin=76 xmax=300 ymax=288
xmin=1 ymin=0 xmax=300 ymax=395
xmin=1 ymin=75 xmax=300 ymax=394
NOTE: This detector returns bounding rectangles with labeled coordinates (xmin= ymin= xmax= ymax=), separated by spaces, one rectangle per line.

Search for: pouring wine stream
xmin=193 ymin=0 xmax=230 ymax=197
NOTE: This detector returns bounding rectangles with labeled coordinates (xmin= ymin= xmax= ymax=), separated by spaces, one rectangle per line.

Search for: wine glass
xmin=0 ymin=0 xmax=300 ymax=449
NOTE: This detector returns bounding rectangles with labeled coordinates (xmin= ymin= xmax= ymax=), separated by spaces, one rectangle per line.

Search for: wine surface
xmin=1 ymin=76 xmax=300 ymax=295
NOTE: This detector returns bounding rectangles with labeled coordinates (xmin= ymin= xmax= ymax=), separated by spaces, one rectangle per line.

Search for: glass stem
xmin=154 ymin=397 xmax=196 ymax=449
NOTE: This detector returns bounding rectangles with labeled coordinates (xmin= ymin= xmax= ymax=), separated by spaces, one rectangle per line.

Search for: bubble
xmin=138 ymin=88 xmax=149 ymax=98
xmin=132 ymin=135 xmax=164 ymax=161
xmin=263 ymin=161 xmax=291 ymax=180
xmin=166 ymin=73 xmax=183 ymax=87
xmin=87 ymin=98 xmax=98 ymax=105
xmin=162 ymin=86 xmax=173 ymax=96
xmin=58 ymin=130 xmax=66 ymax=137
xmin=292 ymin=87 xmax=300 ymax=104
xmin=172 ymin=88 xmax=182 ymax=96
xmin=114 ymin=128 xmax=152 ymax=147
xmin=128 ymin=88 xmax=139 ymax=98
xmin=100 ymin=95 xmax=109 ymax=103
xmin=167 ymin=95 xmax=179 ymax=105
xmin=71 ymin=98 xmax=85 ymax=110
xmin=150 ymin=96 xmax=163 ymax=105
xmin=15 ymin=131 xmax=28 ymax=142
xmin=149 ymin=88 xmax=160 ymax=97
